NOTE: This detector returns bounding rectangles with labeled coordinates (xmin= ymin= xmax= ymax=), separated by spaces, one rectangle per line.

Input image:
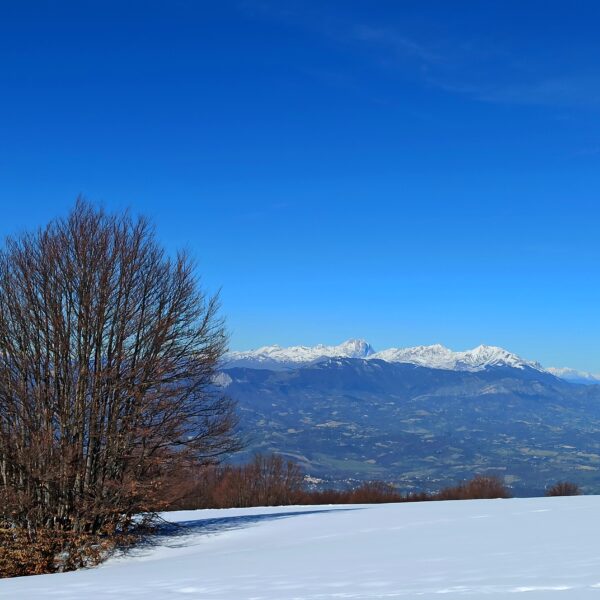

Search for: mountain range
xmin=221 ymin=340 xmax=600 ymax=495
xmin=226 ymin=339 xmax=596 ymax=382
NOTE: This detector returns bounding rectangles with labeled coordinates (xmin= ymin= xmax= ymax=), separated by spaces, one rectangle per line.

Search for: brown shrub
xmin=545 ymin=481 xmax=582 ymax=497
xmin=437 ymin=475 xmax=511 ymax=500
xmin=0 ymin=527 xmax=132 ymax=578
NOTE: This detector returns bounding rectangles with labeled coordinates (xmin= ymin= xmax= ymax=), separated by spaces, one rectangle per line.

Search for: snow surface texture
xmin=6 ymin=496 xmax=600 ymax=599
xmin=226 ymin=338 xmax=549 ymax=373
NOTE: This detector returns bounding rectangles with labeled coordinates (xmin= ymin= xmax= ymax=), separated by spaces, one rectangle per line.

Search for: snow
xmin=226 ymin=340 xmax=600 ymax=383
xmin=6 ymin=496 xmax=600 ymax=599
xmin=546 ymin=366 xmax=600 ymax=385
xmin=225 ymin=339 xmax=375 ymax=368
xmin=369 ymin=342 xmax=542 ymax=371
xmin=226 ymin=339 xmax=545 ymax=373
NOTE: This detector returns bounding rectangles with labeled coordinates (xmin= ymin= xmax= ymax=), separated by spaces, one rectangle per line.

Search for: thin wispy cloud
xmin=350 ymin=25 xmax=442 ymax=65
xmin=431 ymin=75 xmax=600 ymax=109
xmin=239 ymin=0 xmax=600 ymax=111
xmin=239 ymin=0 xmax=440 ymax=66
xmin=349 ymin=29 xmax=600 ymax=110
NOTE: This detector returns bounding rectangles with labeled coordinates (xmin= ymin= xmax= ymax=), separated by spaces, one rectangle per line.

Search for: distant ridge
xmin=226 ymin=338 xmax=595 ymax=383
xmin=224 ymin=339 xmax=374 ymax=370
xmin=546 ymin=367 xmax=600 ymax=385
xmin=226 ymin=338 xmax=543 ymax=373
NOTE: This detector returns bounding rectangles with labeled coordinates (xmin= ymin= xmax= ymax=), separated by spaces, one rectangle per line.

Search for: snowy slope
xmin=225 ymin=338 xmax=545 ymax=373
xmin=6 ymin=496 xmax=600 ymax=599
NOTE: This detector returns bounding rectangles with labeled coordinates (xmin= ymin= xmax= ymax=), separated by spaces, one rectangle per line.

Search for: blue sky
xmin=1 ymin=1 xmax=600 ymax=370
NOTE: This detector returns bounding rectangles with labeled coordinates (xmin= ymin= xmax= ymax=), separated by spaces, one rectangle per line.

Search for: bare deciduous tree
xmin=0 ymin=200 xmax=238 ymax=535
xmin=173 ymin=454 xmax=305 ymax=509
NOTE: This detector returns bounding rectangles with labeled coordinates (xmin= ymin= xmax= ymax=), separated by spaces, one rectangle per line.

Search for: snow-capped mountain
xmin=224 ymin=339 xmax=374 ymax=370
xmin=224 ymin=339 xmax=600 ymax=492
xmin=371 ymin=343 xmax=544 ymax=372
xmin=546 ymin=367 xmax=600 ymax=385
xmin=225 ymin=339 xmax=544 ymax=373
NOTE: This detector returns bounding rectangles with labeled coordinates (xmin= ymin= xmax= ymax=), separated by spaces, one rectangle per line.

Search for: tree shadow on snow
xmin=125 ymin=508 xmax=361 ymax=554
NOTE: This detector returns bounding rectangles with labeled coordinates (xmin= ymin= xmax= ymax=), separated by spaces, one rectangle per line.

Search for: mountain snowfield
xmin=5 ymin=496 xmax=600 ymax=599
xmin=226 ymin=338 xmax=595 ymax=381
xmin=546 ymin=366 xmax=600 ymax=384
xmin=370 ymin=343 xmax=543 ymax=372
xmin=225 ymin=339 xmax=375 ymax=369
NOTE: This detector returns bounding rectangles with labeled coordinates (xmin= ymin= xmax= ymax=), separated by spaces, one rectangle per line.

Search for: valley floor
xmin=4 ymin=496 xmax=600 ymax=599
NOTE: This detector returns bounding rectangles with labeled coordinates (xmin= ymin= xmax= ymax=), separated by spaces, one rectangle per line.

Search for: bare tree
xmin=211 ymin=454 xmax=305 ymax=508
xmin=0 ymin=200 xmax=238 ymax=535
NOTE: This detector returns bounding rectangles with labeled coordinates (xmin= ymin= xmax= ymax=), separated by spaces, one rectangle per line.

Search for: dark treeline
xmin=170 ymin=453 xmax=515 ymax=510
xmin=171 ymin=454 xmax=582 ymax=511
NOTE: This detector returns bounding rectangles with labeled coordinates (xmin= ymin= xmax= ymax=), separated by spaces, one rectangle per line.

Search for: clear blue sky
xmin=1 ymin=1 xmax=599 ymax=371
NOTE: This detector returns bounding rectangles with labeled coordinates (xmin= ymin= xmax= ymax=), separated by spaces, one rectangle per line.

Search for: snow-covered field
xmin=4 ymin=496 xmax=600 ymax=599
